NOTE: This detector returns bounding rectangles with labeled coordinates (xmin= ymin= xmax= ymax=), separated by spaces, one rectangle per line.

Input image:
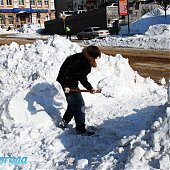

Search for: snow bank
xmin=18 ymin=24 xmax=43 ymax=34
xmin=0 ymin=35 xmax=168 ymax=169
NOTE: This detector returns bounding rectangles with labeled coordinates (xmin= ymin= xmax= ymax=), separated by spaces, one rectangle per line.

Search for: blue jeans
xmin=63 ymin=91 xmax=86 ymax=132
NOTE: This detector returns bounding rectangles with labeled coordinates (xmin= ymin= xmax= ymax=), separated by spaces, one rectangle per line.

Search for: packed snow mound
xmin=145 ymin=24 xmax=170 ymax=36
xmin=96 ymin=54 xmax=158 ymax=97
xmin=85 ymin=24 xmax=170 ymax=49
xmin=119 ymin=8 xmax=170 ymax=35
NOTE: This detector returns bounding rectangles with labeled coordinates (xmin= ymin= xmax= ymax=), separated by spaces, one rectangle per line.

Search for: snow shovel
xmin=69 ymin=89 xmax=102 ymax=93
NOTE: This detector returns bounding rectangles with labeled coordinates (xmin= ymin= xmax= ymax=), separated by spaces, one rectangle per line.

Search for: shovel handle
xmin=69 ymin=89 xmax=101 ymax=93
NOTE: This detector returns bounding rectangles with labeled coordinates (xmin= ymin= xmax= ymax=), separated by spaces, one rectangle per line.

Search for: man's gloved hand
xmin=64 ymin=87 xmax=70 ymax=93
xmin=90 ymin=88 xmax=102 ymax=94
xmin=90 ymin=88 xmax=97 ymax=94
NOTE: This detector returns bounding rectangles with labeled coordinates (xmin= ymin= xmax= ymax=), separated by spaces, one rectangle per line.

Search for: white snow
xmin=17 ymin=24 xmax=43 ymax=34
xmin=0 ymin=7 xmax=170 ymax=170
xmin=0 ymin=27 xmax=18 ymax=35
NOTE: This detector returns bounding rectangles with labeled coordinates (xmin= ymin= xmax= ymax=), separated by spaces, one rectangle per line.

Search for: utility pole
xmin=127 ymin=0 xmax=130 ymax=34
xmin=30 ymin=0 xmax=32 ymax=23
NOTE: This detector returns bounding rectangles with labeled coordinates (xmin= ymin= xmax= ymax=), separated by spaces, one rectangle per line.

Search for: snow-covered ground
xmin=0 ymin=7 xmax=170 ymax=170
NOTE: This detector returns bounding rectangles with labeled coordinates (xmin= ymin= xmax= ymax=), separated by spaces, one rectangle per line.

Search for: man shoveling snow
xmin=57 ymin=45 xmax=101 ymax=136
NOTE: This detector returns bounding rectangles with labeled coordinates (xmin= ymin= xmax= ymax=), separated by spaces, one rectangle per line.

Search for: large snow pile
xmin=0 ymin=35 xmax=169 ymax=169
xmin=85 ymin=24 xmax=170 ymax=50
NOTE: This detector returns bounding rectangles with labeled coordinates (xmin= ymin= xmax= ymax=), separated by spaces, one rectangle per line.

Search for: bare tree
xmin=156 ymin=0 xmax=170 ymax=17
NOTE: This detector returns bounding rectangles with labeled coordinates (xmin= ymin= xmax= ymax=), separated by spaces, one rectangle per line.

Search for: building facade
xmin=0 ymin=0 xmax=55 ymax=29
xmin=54 ymin=0 xmax=100 ymax=12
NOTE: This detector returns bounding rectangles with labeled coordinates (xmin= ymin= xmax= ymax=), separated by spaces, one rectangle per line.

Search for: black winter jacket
xmin=57 ymin=52 xmax=93 ymax=90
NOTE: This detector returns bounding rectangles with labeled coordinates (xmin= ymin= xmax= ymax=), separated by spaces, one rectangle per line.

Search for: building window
xmin=135 ymin=3 xmax=139 ymax=10
xmin=30 ymin=0 xmax=35 ymax=5
xmin=38 ymin=0 xmax=42 ymax=6
xmin=0 ymin=14 xmax=5 ymax=25
xmin=7 ymin=0 xmax=12 ymax=5
xmin=0 ymin=0 xmax=3 ymax=5
xmin=8 ymin=15 xmax=14 ymax=24
xmin=19 ymin=0 xmax=24 ymax=5
xmin=44 ymin=0 xmax=48 ymax=5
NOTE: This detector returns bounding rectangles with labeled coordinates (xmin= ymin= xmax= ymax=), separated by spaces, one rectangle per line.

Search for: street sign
xmin=119 ymin=0 xmax=128 ymax=16
xmin=61 ymin=14 xmax=66 ymax=20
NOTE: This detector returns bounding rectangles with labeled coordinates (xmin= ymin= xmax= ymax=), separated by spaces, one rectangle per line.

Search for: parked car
xmin=76 ymin=27 xmax=110 ymax=40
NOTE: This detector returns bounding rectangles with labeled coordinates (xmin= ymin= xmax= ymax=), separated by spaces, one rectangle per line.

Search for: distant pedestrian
xmin=7 ymin=26 xmax=11 ymax=31
xmin=66 ymin=25 xmax=71 ymax=40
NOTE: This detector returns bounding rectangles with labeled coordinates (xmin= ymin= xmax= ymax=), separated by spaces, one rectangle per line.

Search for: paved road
xmin=0 ymin=35 xmax=169 ymax=85
xmin=0 ymin=34 xmax=47 ymax=45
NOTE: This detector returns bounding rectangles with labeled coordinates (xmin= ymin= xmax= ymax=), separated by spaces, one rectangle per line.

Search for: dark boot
xmin=59 ymin=119 xmax=68 ymax=128
xmin=76 ymin=124 xmax=95 ymax=136
xmin=77 ymin=129 xmax=95 ymax=136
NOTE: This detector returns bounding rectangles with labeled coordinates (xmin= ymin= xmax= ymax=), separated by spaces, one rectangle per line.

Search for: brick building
xmin=0 ymin=0 xmax=55 ymax=29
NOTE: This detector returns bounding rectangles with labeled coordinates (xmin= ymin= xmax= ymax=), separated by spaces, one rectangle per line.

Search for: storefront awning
xmin=13 ymin=8 xmax=48 ymax=13
xmin=0 ymin=9 xmax=13 ymax=13
xmin=0 ymin=8 xmax=48 ymax=13
xmin=13 ymin=8 xmax=31 ymax=13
